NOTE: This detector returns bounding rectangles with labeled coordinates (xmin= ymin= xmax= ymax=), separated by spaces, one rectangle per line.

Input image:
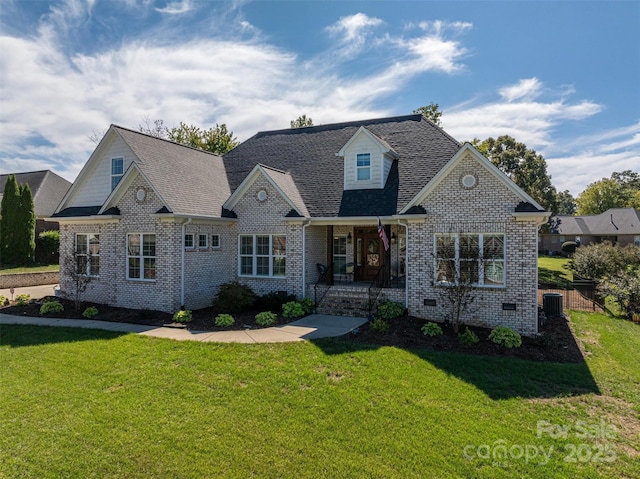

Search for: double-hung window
xmin=356 ymin=153 xmax=371 ymax=181
xmin=127 ymin=233 xmax=156 ymax=280
xmin=76 ymin=234 xmax=100 ymax=276
xmin=198 ymin=234 xmax=208 ymax=249
xmin=111 ymin=157 xmax=124 ymax=190
xmin=211 ymin=234 xmax=220 ymax=249
xmin=435 ymin=233 xmax=504 ymax=287
xmin=239 ymin=235 xmax=286 ymax=277
xmin=333 ymin=236 xmax=347 ymax=277
xmin=184 ymin=233 xmax=194 ymax=249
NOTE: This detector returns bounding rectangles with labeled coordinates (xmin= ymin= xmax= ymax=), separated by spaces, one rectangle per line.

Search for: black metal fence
xmin=538 ymin=277 xmax=604 ymax=313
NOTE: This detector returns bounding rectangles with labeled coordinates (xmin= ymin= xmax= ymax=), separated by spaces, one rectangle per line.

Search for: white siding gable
xmin=67 ymin=134 xmax=138 ymax=207
xmin=340 ymin=128 xmax=396 ymax=191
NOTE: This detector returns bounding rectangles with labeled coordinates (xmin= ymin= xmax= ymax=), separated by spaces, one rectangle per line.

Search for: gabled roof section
xmin=113 ymin=126 xmax=230 ymax=217
xmin=56 ymin=125 xmax=231 ymax=218
xmin=400 ymin=143 xmax=546 ymax=214
xmin=336 ymin=126 xmax=399 ymax=159
xmin=223 ymin=114 xmax=461 ymax=217
xmin=1 ymin=170 xmax=71 ymax=217
xmin=98 ymin=162 xmax=170 ymax=214
xmin=224 ymin=164 xmax=309 ymax=217
xmin=549 ymin=208 xmax=640 ymax=236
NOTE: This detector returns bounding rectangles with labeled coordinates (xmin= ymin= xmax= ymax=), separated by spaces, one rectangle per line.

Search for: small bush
xmin=282 ymin=301 xmax=305 ymax=318
xmin=0 ymin=295 xmax=8 ymax=306
xmin=213 ymin=282 xmax=257 ymax=314
xmin=255 ymin=311 xmax=277 ymax=326
xmin=173 ymin=310 xmax=193 ymax=323
xmin=15 ymin=294 xmax=30 ymax=306
xmin=299 ymin=297 xmax=315 ymax=315
xmin=82 ymin=306 xmax=99 ymax=318
xmin=421 ymin=322 xmax=443 ymax=337
xmin=40 ymin=300 xmax=64 ymax=315
xmin=377 ymin=300 xmax=405 ymax=319
xmin=561 ymin=241 xmax=577 ymax=255
xmin=215 ymin=314 xmax=235 ymax=327
xmin=369 ymin=318 xmax=389 ymax=333
xmin=38 ymin=230 xmax=60 ymax=257
xmin=458 ymin=327 xmax=479 ymax=347
xmin=489 ymin=326 xmax=522 ymax=348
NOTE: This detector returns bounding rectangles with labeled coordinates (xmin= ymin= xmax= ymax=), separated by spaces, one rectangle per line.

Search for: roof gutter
xmin=181 ymin=217 xmax=192 ymax=309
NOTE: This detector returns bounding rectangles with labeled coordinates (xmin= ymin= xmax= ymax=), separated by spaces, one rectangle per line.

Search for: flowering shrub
xmin=215 ymin=314 xmax=235 ymax=327
xmin=15 ymin=294 xmax=30 ymax=306
xmin=82 ymin=306 xmax=99 ymax=318
xmin=255 ymin=311 xmax=277 ymax=326
xmin=0 ymin=295 xmax=8 ymax=306
xmin=489 ymin=326 xmax=522 ymax=348
xmin=40 ymin=301 xmax=64 ymax=315
xmin=173 ymin=310 xmax=193 ymax=323
xmin=421 ymin=322 xmax=443 ymax=337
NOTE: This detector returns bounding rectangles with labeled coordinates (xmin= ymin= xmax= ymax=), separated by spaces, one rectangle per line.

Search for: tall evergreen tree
xmin=0 ymin=175 xmax=21 ymax=265
xmin=19 ymin=183 xmax=36 ymax=263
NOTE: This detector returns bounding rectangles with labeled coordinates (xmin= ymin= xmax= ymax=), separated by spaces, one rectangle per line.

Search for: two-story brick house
xmin=53 ymin=114 xmax=549 ymax=335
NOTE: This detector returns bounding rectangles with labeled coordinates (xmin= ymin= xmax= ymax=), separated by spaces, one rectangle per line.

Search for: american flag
xmin=378 ymin=218 xmax=390 ymax=251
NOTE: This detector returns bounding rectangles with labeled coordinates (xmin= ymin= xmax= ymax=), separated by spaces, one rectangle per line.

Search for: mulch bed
xmin=1 ymin=296 xmax=585 ymax=363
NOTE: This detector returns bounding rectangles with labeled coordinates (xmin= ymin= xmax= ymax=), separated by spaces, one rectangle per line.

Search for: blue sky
xmin=0 ymin=0 xmax=638 ymax=197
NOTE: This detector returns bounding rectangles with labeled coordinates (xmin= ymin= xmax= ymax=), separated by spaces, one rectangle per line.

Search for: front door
xmin=354 ymin=228 xmax=384 ymax=282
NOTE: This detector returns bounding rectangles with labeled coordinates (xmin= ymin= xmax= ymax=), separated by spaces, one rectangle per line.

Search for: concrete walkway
xmin=0 ymin=313 xmax=367 ymax=343
xmin=0 ymin=283 xmax=59 ymax=300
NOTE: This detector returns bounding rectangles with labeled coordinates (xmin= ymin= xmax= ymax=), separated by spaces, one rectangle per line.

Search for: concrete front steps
xmin=315 ymin=285 xmax=371 ymax=318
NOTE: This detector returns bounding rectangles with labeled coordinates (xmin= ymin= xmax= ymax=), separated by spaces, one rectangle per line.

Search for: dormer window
xmin=356 ymin=153 xmax=371 ymax=181
xmin=111 ymin=157 xmax=124 ymax=190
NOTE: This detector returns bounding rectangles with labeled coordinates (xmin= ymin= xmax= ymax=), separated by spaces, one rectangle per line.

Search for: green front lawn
xmin=1 ymin=312 xmax=638 ymax=478
xmin=0 ymin=263 xmax=59 ymax=274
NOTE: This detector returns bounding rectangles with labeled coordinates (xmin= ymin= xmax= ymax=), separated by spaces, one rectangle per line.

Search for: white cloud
xmin=499 ymin=78 xmax=542 ymax=102
xmin=155 ymin=0 xmax=193 ymax=15
xmin=325 ymin=13 xmax=384 ymax=58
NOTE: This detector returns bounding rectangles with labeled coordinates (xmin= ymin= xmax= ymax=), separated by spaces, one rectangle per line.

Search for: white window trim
xmin=127 ymin=233 xmax=157 ymax=282
xmin=238 ymin=234 xmax=286 ymax=278
xmin=211 ymin=234 xmax=221 ymax=249
xmin=75 ymin=233 xmax=100 ymax=277
xmin=198 ymin=233 xmax=208 ymax=249
xmin=434 ymin=233 xmax=506 ymax=288
xmin=111 ymin=157 xmax=124 ymax=191
xmin=184 ymin=233 xmax=195 ymax=249
xmin=356 ymin=152 xmax=371 ymax=182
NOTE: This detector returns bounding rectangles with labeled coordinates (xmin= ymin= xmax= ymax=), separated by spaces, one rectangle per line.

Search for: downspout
xmin=397 ymin=220 xmax=409 ymax=309
xmin=181 ymin=217 xmax=192 ymax=308
xmin=302 ymin=220 xmax=311 ymax=298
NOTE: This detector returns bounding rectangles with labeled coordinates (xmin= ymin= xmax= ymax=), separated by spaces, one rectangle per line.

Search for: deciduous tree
xmin=413 ymin=103 xmax=442 ymax=126
xmin=290 ymin=115 xmax=314 ymax=128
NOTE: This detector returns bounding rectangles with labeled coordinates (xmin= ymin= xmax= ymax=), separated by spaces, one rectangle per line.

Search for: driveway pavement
xmin=0 ymin=313 xmax=367 ymax=343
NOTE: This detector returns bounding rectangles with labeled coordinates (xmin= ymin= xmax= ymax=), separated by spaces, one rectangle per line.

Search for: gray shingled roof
xmin=260 ymin=165 xmax=310 ymax=217
xmin=113 ymin=126 xmax=230 ymax=217
xmin=0 ymin=170 xmax=71 ymax=217
xmin=223 ymin=114 xmax=461 ymax=217
xmin=550 ymin=208 xmax=640 ymax=235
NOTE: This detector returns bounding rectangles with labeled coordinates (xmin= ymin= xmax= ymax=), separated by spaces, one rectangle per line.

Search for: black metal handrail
xmin=368 ymin=264 xmax=387 ymax=317
xmin=314 ymin=263 xmax=332 ymax=312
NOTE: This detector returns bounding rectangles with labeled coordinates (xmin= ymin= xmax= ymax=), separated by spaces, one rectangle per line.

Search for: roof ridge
xmin=258 ymin=164 xmax=288 ymax=175
xmin=252 ymin=114 xmax=425 ymax=138
xmin=111 ymin=124 xmax=223 ymax=158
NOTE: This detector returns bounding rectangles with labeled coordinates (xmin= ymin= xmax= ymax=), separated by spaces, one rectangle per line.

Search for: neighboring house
xmin=52 ymin=114 xmax=549 ymax=335
xmin=0 ymin=170 xmax=72 ymax=235
xmin=540 ymin=208 xmax=640 ymax=255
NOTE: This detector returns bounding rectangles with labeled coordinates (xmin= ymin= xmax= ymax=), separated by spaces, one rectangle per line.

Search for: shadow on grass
xmin=0 ymin=324 xmax=127 ymax=347
xmin=310 ymin=314 xmax=601 ymax=401
xmin=538 ymin=267 xmax=573 ymax=289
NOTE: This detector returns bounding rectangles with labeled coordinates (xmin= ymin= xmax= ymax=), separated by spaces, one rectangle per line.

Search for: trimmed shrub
xmin=369 ymin=318 xmax=389 ymax=333
xmin=421 ymin=322 xmax=443 ymax=337
xmin=489 ymin=326 xmax=522 ymax=348
xmin=82 ymin=306 xmax=99 ymax=318
xmin=173 ymin=310 xmax=193 ymax=323
xmin=377 ymin=300 xmax=405 ymax=319
xmin=458 ymin=327 xmax=479 ymax=347
xmin=40 ymin=300 xmax=64 ymax=315
xmin=215 ymin=314 xmax=235 ymax=327
xmin=255 ymin=311 xmax=277 ymax=326
xmin=282 ymin=301 xmax=305 ymax=318
xmin=213 ymin=282 xmax=257 ymax=314
xmin=0 ymin=295 xmax=8 ymax=306
xmin=299 ymin=297 xmax=315 ymax=315
xmin=38 ymin=230 xmax=60 ymax=258
xmin=15 ymin=294 xmax=30 ymax=306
